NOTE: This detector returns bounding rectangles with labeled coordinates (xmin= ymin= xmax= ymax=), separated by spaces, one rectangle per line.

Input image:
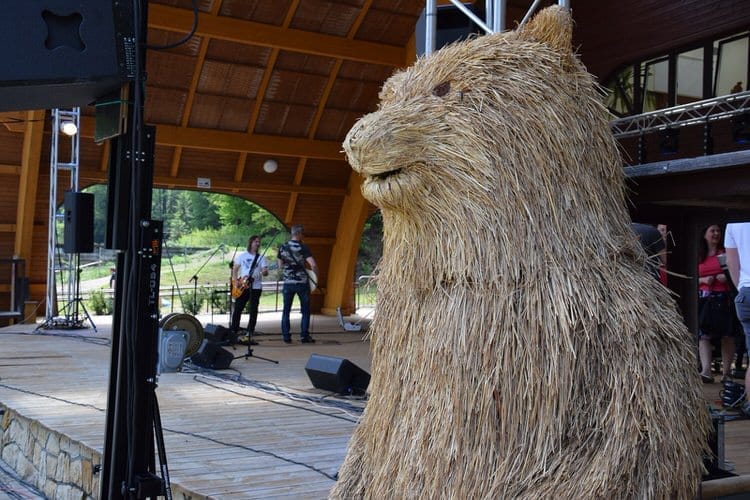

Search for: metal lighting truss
xmin=423 ymin=0 xmax=570 ymax=55
xmin=44 ymin=108 xmax=81 ymax=323
xmin=610 ymin=90 xmax=750 ymax=139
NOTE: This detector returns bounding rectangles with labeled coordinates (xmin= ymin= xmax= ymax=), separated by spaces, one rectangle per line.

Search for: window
xmin=605 ymin=66 xmax=635 ymax=116
xmin=676 ymin=48 xmax=703 ymax=104
xmin=604 ymin=32 xmax=749 ymax=116
xmin=715 ymin=35 xmax=749 ymax=96
xmin=642 ymin=58 xmax=669 ymax=112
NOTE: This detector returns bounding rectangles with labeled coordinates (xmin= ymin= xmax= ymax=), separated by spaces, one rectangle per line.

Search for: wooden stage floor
xmin=2 ymin=310 xmax=750 ymax=498
xmin=0 ymin=311 xmax=371 ymax=499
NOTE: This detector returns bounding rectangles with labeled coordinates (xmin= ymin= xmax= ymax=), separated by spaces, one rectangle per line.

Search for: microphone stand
xmin=188 ymin=245 xmax=224 ymax=314
xmin=227 ymin=244 xmax=240 ymax=321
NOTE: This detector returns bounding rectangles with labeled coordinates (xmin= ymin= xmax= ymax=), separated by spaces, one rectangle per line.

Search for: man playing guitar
xmin=230 ymin=235 xmax=268 ymax=341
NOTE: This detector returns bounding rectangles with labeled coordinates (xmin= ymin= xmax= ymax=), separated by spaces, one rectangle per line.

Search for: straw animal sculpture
xmin=333 ymin=6 xmax=708 ymax=499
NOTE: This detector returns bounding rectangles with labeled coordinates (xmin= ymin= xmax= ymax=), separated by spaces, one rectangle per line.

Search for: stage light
xmin=60 ymin=120 xmax=78 ymax=136
xmin=263 ymin=159 xmax=278 ymax=173
xmin=659 ymin=128 xmax=679 ymax=155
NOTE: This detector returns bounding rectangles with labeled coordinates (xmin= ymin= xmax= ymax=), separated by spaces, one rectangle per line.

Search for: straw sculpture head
xmin=333 ymin=5 xmax=708 ymax=499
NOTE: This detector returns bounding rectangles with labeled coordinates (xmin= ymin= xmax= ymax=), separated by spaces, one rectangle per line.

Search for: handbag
xmin=699 ymin=293 xmax=732 ymax=337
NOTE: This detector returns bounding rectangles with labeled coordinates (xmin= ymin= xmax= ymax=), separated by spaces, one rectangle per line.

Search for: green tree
xmin=209 ymin=193 xmax=257 ymax=227
xmin=356 ymin=211 xmax=382 ymax=277
xmin=84 ymin=184 xmax=108 ymax=244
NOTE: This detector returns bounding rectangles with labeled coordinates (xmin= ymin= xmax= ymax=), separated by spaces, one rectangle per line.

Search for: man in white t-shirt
xmin=724 ymin=223 xmax=750 ymax=393
xmin=230 ymin=235 xmax=268 ymax=340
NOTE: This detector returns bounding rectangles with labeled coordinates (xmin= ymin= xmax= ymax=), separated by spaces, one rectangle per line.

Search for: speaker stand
xmin=36 ymin=253 xmax=97 ymax=332
xmin=59 ymin=296 xmax=97 ymax=331
xmin=234 ymin=343 xmax=278 ymax=365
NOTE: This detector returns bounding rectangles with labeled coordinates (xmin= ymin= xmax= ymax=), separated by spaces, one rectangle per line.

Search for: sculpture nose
xmin=343 ymin=113 xmax=372 ymax=173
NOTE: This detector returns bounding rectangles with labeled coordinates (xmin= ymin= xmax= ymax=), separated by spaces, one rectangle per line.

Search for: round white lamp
xmin=60 ymin=120 xmax=78 ymax=136
xmin=263 ymin=159 xmax=278 ymax=173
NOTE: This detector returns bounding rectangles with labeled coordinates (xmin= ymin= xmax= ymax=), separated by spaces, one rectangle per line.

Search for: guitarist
xmin=277 ymin=224 xmax=319 ymax=344
xmin=230 ymin=235 xmax=268 ymax=340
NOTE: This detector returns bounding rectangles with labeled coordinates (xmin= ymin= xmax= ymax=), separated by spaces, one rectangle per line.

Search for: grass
xmin=80 ymin=247 xmax=283 ymax=288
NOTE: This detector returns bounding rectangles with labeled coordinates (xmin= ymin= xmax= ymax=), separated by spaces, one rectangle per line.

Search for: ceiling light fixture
xmin=263 ymin=159 xmax=278 ymax=173
xmin=60 ymin=120 xmax=78 ymax=136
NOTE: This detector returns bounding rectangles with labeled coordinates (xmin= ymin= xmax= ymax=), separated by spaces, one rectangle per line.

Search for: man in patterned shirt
xmin=277 ymin=224 xmax=319 ymax=343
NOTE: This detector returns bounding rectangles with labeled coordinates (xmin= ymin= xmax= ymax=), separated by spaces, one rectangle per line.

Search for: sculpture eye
xmin=432 ymin=81 xmax=451 ymax=97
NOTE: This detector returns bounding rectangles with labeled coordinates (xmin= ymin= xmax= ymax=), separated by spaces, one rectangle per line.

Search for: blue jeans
xmin=735 ymin=287 xmax=750 ymax=352
xmin=281 ymin=282 xmax=311 ymax=339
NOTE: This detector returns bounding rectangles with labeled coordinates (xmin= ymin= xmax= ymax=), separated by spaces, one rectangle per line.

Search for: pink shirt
xmin=698 ymin=251 xmax=729 ymax=293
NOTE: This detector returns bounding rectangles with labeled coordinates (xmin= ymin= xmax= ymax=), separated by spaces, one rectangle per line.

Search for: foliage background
xmin=82 ymin=185 xmax=383 ymax=284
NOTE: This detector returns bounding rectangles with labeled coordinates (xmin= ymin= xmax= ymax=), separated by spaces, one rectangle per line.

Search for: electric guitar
xmin=230 ymin=263 xmax=278 ymax=299
xmin=231 ymin=275 xmax=253 ymax=299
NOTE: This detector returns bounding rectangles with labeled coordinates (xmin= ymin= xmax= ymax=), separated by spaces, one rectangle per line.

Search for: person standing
xmin=697 ymin=224 xmax=733 ymax=383
xmin=725 ymin=222 xmax=750 ymax=393
xmin=631 ymin=223 xmax=666 ymax=280
xmin=230 ymin=235 xmax=268 ymax=341
xmin=277 ymin=224 xmax=319 ymax=344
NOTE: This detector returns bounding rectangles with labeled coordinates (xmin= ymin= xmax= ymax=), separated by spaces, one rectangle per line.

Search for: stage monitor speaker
xmin=190 ymin=339 xmax=233 ymax=370
xmin=204 ymin=324 xmax=236 ymax=345
xmin=63 ymin=191 xmax=94 ymax=254
xmin=0 ymin=1 xmax=136 ymax=112
xmin=305 ymin=354 xmax=370 ymax=395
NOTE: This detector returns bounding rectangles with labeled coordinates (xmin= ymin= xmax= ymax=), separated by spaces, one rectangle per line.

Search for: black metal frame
xmin=100 ymin=2 xmax=167 ymax=498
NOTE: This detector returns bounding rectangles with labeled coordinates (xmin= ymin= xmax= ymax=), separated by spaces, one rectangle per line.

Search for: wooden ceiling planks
xmin=573 ymin=0 xmax=750 ymax=81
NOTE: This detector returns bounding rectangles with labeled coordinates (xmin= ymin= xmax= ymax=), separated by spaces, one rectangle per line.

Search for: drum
xmin=160 ymin=313 xmax=204 ymax=357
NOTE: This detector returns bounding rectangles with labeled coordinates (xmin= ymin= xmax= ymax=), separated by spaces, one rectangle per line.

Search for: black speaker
xmin=305 ymin=354 xmax=370 ymax=395
xmin=0 ymin=1 xmax=135 ymax=112
xmin=190 ymin=339 xmax=233 ymax=370
xmin=204 ymin=324 xmax=237 ymax=345
xmin=63 ymin=191 xmax=94 ymax=254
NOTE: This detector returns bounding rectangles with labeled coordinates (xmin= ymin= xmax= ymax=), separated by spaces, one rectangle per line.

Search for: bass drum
xmin=160 ymin=313 xmax=204 ymax=357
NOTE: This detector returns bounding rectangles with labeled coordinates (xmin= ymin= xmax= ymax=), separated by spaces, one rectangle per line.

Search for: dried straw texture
xmin=333 ymin=6 xmax=708 ymax=500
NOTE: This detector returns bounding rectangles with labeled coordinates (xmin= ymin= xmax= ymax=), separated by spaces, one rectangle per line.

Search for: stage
xmin=3 ymin=310 xmax=750 ymax=498
xmin=0 ymin=311 xmax=371 ymax=499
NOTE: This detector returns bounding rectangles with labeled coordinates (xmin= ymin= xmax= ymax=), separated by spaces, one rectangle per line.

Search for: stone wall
xmin=0 ymin=404 xmax=206 ymax=499
xmin=0 ymin=405 xmax=99 ymax=499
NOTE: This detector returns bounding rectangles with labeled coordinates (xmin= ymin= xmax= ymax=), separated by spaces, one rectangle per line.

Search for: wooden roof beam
xmin=170 ymin=1 xmax=223 ymax=179
xmin=235 ymin=0 xmax=300 ymax=184
xmin=54 ymin=116 xmax=343 ymax=161
xmin=156 ymin=125 xmax=344 ymax=160
xmin=148 ymin=4 xmax=407 ymax=67
xmin=285 ymin=0 xmax=373 ymax=223
xmin=14 ymin=110 xmax=45 ymax=260
xmin=79 ymin=172 xmax=347 ymax=197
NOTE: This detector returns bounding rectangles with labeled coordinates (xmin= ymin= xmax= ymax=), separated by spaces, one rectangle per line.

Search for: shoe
xmin=300 ymin=336 xmax=315 ymax=343
xmin=701 ymin=373 xmax=715 ymax=384
xmin=282 ymin=337 xmax=292 ymax=344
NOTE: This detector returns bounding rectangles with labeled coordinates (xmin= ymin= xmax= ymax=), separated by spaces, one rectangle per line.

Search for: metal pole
xmin=558 ymin=0 xmax=570 ymax=8
xmin=494 ymin=0 xmax=506 ymax=32
xmin=485 ymin=0 xmax=493 ymax=31
xmin=44 ymin=110 xmax=59 ymax=321
xmin=520 ymin=0 xmax=544 ymax=27
xmin=448 ymin=0 xmax=492 ymax=34
xmin=425 ymin=0 xmax=437 ymax=56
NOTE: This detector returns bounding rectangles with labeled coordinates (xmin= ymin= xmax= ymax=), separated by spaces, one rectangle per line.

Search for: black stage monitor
xmin=305 ymin=354 xmax=370 ymax=395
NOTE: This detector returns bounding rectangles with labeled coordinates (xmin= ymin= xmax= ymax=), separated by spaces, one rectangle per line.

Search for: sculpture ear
xmin=518 ymin=5 xmax=573 ymax=55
